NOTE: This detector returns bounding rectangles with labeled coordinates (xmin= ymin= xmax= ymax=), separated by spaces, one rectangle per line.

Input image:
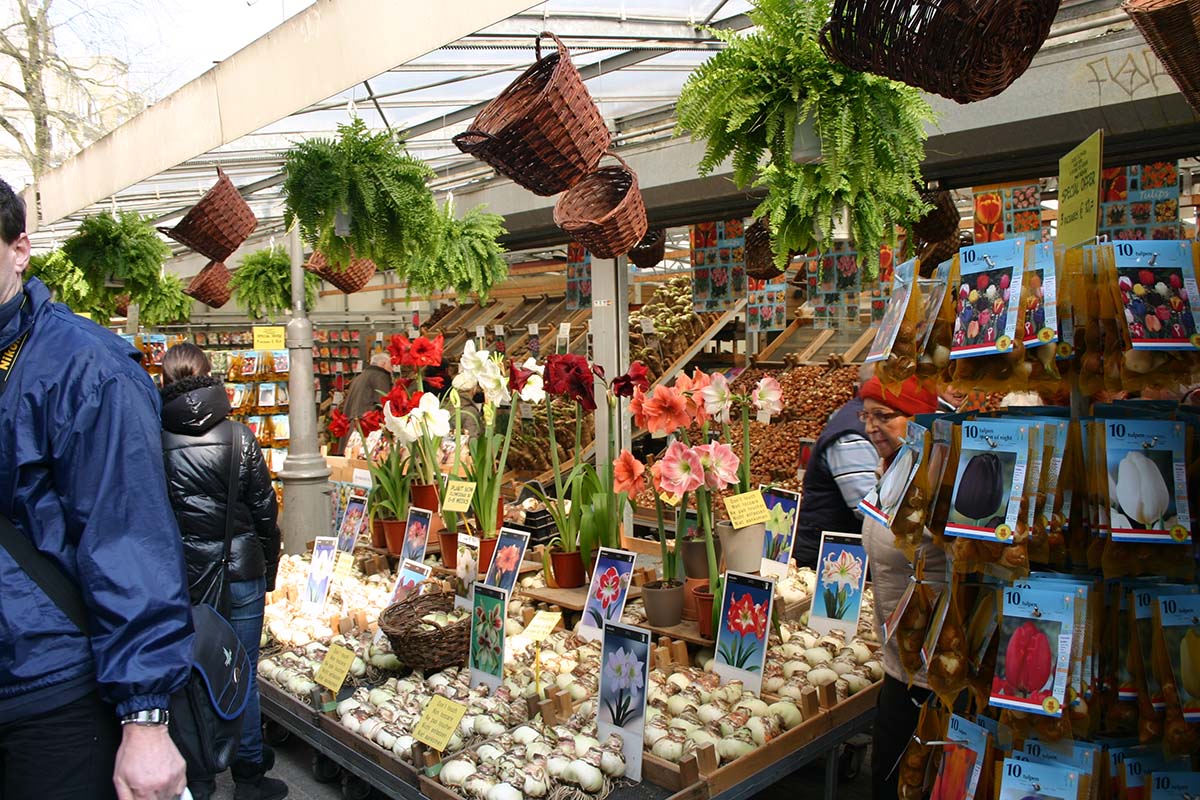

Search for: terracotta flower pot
xmin=643 ymin=580 xmax=685 ymax=628
xmin=479 ymin=536 xmax=499 ymax=575
xmin=370 ymin=518 xmax=387 ymax=549
xmin=693 ymin=585 xmax=716 ymax=639
xmin=382 ymin=520 xmax=408 ymax=556
xmin=438 ymin=530 xmax=459 ymax=569
xmin=717 ymin=520 xmax=765 ymax=574
xmin=411 ymin=482 xmax=444 ymax=538
xmin=681 ymin=576 xmax=707 ymax=621
xmin=550 ymin=549 xmax=586 ymax=589
xmin=681 ymin=537 xmax=721 ymax=580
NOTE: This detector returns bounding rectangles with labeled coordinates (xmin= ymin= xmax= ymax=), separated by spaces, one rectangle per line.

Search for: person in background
xmin=0 ymin=178 xmax=194 ymax=800
xmin=938 ymin=381 xmax=968 ymax=413
xmin=159 ymin=343 xmax=287 ymax=800
xmin=336 ymin=351 xmax=394 ymax=453
xmin=793 ymin=364 xmax=878 ymax=568
xmin=855 ymin=376 xmax=941 ymax=800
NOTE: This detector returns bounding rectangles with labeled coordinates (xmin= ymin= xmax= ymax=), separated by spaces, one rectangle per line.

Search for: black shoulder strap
xmin=0 ymin=514 xmax=88 ymax=632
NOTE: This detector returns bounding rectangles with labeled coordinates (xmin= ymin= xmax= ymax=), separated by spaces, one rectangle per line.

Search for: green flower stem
xmin=740 ymin=404 xmax=752 ymax=494
xmin=696 ymin=486 xmax=719 ymax=596
xmin=655 ymin=494 xmax=673 ymax=584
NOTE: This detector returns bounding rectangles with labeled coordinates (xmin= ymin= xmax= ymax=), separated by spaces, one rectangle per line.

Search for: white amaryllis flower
xmin=700 ymin=372 xmax=732 ymax=423
xmin=821 ymin=549 xmax=864 ymax=590
xmin=383 ymin=401 xmax=421 ymax=444
xmin=477 ymin=355 xmax=511 ymax=407
xmin=1115 ymin=451 xmax=1170 ymax=527
xmin=752 ymin=375 xmax=784 ymax=419
xmin=518 ymin=357 xmax=546 ymax=404
xmin=414 ymin=391 xmax=452 ymax=439
xmin=452 ymin=340 xmax=491 ymax=393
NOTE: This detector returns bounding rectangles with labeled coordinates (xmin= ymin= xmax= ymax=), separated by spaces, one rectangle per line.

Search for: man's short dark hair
xmin=0 ymin=179 xmax=26 ymax=245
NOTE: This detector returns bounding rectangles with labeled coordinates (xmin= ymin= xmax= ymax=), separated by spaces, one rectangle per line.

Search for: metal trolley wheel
xmin=340 ymin=773 xmax=375 ymax=800
xmin=312 ymin=752 xmax=342 ymax=784
xmin=262 ymin=719 xmax=291 ymax=747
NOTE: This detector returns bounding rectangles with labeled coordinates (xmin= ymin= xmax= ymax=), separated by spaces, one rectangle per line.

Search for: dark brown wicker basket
xmin=304 ymin=251 xmax=377 ymax=294
xmin=553 ymin=152 xmax=648 ymax=259
xmin=1123 ymin=0 xmax=1200 ymax=113
xmin=453 ymin=32 xmax=610 ymax=196
xmin=158 ymin=168 xmax=257 ymax=262
xmin=912 ymin=189 xmax=960 ymax=244
xmin=183 ymin=260 xmax=232 ymax=308
xmin=629 ymin=229 xmax=666 ymax=270
xmin=918 ymin=236 xmax=959 ymax=276
xmin=820 ymin=0 xmax=1061 ymax=103
xmin=378 ymin=590 xmax=469 ymax=673
xmin=745 ymin=217 xmax=786 ymax=281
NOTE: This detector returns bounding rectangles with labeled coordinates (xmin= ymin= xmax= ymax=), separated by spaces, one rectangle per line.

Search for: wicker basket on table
xmin=1123 ymin=0 xmax=1200 ymax=113
xmin=184 ymin=260 xmax=232 ymax=308
xmin=159 ymin=168 xmax=257 ymax=262
xmin=820 ymin=0 xmax=1060 ymax=103
xmin=304 ymin=252 xmax=377 ymax=294
xmin=378 ymin=590 xmax=469 ymax=673
xmin=918 ymin=236 xmax=960 ymax=275
xmin=629 ymin=229 xmax=666 ymax=270
xmin=453 ymin=32 xmax=610 ymax=197
xmin=553 ymin=152 xmax=648 ymax=259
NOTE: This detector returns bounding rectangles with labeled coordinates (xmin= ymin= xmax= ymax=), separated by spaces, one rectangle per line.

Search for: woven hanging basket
xmin=158 ymin=168 xmax=257 ymax=262
xmin=453 ymin=32 xmax=611 ymax=196
xmin=553 ymin=152 xmax=648 ymax=260
xmin=183 ymin=260 xmax=233 ymax=308
xmin=629 ymin=229 xmax=666 ymax=270
xmin=378 ymin=590 xmax=469 ymax=673
xmin=912 ymin=189 xmax=961 ymax=244
xmin=918 ymin=236 xmax=960 ymax=275
xmin=744 ymin=217 xmax=788 ymax=281
xmin=1123 ymin=0 xmax=1200 ymax=113
xmin=304 ymin=251 xmax=377 ymax=294
xmin=820 ymin=0 xmax=1061 ymax=103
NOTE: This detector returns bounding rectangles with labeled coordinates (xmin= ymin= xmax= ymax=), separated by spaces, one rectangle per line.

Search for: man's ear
xmin=13 ymin=232 xmax=31 ymax=275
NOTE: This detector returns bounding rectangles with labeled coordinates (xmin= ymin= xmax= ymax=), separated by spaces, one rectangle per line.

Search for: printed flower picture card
xmin=483 ymin=527 xmax=530 ymax=597
xmin=598 ymin=621 xmax=651 ymax=782
xmin=580 ymin=548 xmax=637 ymax=642
xmin=810 ymin=532 xmax=869 ymax=638
xmin=713 ymin=571 xmax=775 ymax=696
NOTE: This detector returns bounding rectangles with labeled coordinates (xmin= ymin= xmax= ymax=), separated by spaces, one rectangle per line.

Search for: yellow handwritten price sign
xmin=442 ymin=480 xmax=477 ymax=514
xmin=314 ymin=644 xmax=355 ymax=692
xmin=724 ymin=490 xmax=770 ymax=529
xmin=659 ymin=492 xmax=681 ymax=507
xmin=413 ymin=695 xmax=469 ymax=752
xmin=524 ymin=610 xmax=562 ymax=644
xmin=1057 ymin=129 xmax=1103 ymax=249
xmin=334 ymin=551 xmax=355 ymax=578
xmin=253 ymin=326 xmax=286 ymax=351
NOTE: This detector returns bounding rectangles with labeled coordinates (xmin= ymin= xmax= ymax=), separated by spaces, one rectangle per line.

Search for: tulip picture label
xmin=990 ymin=587 xmax=1074 ymax=718
xmin=1157 ymin=593 xmax=1200 ymax=723
xmin=866 ymin=258 xmax=917 ymax=364
xmin=1112 ymin=241 xmax=1199 ymax=351
xmin=1102 ymin=419 xmax=1191 ymax=544
xmin=950 ymin=239 xmax=1026 ymax=359
xmin=1022 ymin=242 xmax=1059 ymax=349
xmin=946 ymin=420 xmax=1029 ymax=541
xmin=997 ymin=757 xmax=1080 ymax=800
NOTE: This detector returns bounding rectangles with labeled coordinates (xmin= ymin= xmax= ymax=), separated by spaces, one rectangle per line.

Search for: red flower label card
xmin=713 ymin=571 xmax=776 ymax=696
xmin=990 ymin=587 xmax=1075 ymax=718
xmin=580 ymin=548 xmax=637 ymax=642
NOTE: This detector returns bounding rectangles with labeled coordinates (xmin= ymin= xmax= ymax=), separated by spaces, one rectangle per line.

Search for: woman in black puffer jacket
xmin=159 ymin=343 xmax=287 ymax=800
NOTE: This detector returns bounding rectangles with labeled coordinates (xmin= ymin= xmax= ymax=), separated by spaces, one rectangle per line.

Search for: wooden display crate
xmin=316 ymin=711 xmax=420 ymax=786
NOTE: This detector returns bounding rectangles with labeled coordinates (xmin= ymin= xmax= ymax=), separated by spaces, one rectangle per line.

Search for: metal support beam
xmin=279 ymin=225 xmax=331 ymax=554
xmin=591 ymin=256 xmax=632 ymax=535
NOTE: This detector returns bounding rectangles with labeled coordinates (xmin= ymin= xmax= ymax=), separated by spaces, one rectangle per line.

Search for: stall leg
xmin=824 ymin=745 xmax=840 ymax=800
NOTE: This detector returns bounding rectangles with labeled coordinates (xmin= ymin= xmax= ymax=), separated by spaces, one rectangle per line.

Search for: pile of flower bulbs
xmin=264 ymin=554 xmax=398 ymax=647
xmin=258 ymin=633 xmax=371 ymax=699
xmin=774 ymin=567 xmax=817 ymax=615
xmin=502 ymin=630 xmax=602 ymax=704
xmin=756 ymin=626 xmax=883 ymax=703
xmin=644 ymin=670 xmax=801 ymax=765
xmin=438 ymin=711 xmax=627 ymax=800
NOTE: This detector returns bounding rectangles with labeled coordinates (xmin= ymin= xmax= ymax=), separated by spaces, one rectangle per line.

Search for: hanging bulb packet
xmin=950 ymin=239 xmax=1028 ymax=391
xmin=990 ymin=586 xmax=1075 ymax=720
xmin=1150 ymin=593 xmax=1200 ymax=757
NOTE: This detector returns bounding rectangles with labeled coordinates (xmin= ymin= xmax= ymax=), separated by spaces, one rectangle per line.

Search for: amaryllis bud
xmin=1005 ymin=621 xmax=1054 ymax=694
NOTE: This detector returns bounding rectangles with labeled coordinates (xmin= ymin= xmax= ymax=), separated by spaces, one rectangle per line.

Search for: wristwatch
xmin=120 ymin=708 xmax=170 ymax=727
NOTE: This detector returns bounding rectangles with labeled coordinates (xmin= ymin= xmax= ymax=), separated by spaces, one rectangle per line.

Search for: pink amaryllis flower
xmin=752 ymin=375 xmax=783 ymax=419
xmin=658 ymin=441 xmax=704 ymax=496
xmin=613 ymin=449 xmax=647 ymax=496
xmin=700 ymin=372 xmax=733 ymax=424
xmin=694 ymin=442 xmax=740 ymax=491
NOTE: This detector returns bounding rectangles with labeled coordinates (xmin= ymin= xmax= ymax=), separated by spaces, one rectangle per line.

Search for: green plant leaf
xmin=229 ymin=247 xmax=319 ymax=321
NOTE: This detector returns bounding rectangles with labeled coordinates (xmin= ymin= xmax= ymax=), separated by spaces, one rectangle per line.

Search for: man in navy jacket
xmin=0 ymin=179 xmax=194 ymax=799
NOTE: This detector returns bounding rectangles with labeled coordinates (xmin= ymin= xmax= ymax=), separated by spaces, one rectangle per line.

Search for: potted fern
xmin=406 ymin=200 xmax=509 ymax=303
xmin=283 ymin=117 xmax=439 ymax=275
xmin=675 ymin=0 xmax=934 ymax=277
xmin=27 ymin=250 xmax=93 ymax=311
xmin=230 ymin=248 xmax=319 ymax=321
xmin=137 ymin=273 xmax=193 ymax=326
xmin=59 ymin=212 xmax=172 ymax=318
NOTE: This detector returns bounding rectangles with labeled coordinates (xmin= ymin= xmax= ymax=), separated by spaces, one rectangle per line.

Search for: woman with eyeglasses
xmin=853 ymin=376 xmax=942 ymax=800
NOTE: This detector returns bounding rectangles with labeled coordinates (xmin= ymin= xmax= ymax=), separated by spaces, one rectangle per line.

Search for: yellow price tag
xmin=335 ymin=551 xmax=355 ymax=578
xmin=413 ymin=695 xmax=469 ymax=752
xmin=253 ymin=326 xmax=286 ymax=350
xmin=442 ymin=480 xmax=477 ymax=514
xmin=659 ymin=492 xmax=681 ymax=507
xmin=723 ymin=490 xmax=770 ymax=529
xmin=524 ymin=610 xmax=562 ymax=644
xmin=314 ymin=644 xmax=355 ymax=693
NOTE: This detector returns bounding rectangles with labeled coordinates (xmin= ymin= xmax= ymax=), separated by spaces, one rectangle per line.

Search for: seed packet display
xmin=399 ymin=506 xmax=434 ymax=564
xmin=952 ymin=239 xmax=1026 ymax=359
xmin=946 ymin=419 xmax=1030 ymax=542
xmin=598 ymin=621 xmax=651 ymax=782
xmin=810 ymin=532 xmax=869 ymax=638
xmin=991 ymin=587 xmax=1075 ymax=717
xmin=998 ymin=757 xmax=1081 ymax=800
xmin=580 ymin=547 xmax=637 ymax=641
xmin=1024 ymin=241 xmax=1060 ymax=349
xmin=1151 ymin=592 xmax=1200 ymax=719
xmin=1102 ymin=419 xmax=1191 ymax=544
xmin=932 ymin=714 xmax=990 ymax=800
xmin=760 ymin=486 xmax=801 ymax=578
xmin=860 ymin=421 xmax=926 ymax=528
xmin=469 ymin=583 xmax=506 ymax=691
xmin=712 ymin=571 xmax=775 ymax=696
xmin=1117 ymin=746 xmax=1193 ymax=800
xmin=1113 ymin=241 xmax=1199 ymax=350
xmin=1147 ymin=772 xmax=1200 ymax=800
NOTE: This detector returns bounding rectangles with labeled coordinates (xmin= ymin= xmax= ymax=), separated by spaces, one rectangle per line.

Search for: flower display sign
xmin=713 ymin=571 xmax=775 ymax=695
xmin=580 ymin=548 xmax=637 ymax=641
xmin=454 ymin=534 xmax=480 ymax=610
xmin=759 ymin=486 xmax=800 ymax=579
xmin=470 ymin=583 xmax=507 ymax=690
xmin=1103 ymin=419 xmax=1191 ymax=544
xmin=809 ymin=532 xmax=869 ymax=637
xmin=598 ymin=621 xmax=651 ymax=782
xmin=335 ymin=494 xmax=368 ymax=554
xmin=399 ymin=506 xmax=434 ymax=564
xmin=483 ymin=527 xmax=530 ymax=596
xmin=990 ymin=587 xmax=1074 ymax=718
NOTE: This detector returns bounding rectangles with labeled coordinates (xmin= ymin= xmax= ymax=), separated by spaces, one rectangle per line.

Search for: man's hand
xmin=113 ymin=723 xmax=187 ymax=800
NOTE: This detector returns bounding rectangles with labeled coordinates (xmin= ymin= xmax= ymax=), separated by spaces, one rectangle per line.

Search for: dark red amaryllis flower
xmin=424 ymin=374 xmax=445 ymax=390
xmin=508 ymin=359 xmax=535 ymax=393
xmin=381 ymin=380 xmax=414 ymax=416
xmin=358 ymin=409 xmax=384 ymax=436
xmin=611 ymin=361 xmax=650 ymax=398
xmin=408 ymin=334 xmax=444 ymax=369
xmin=387 ymin=334 xmax=411 ymax=366
xmin=328 ymin=408 xmax=351 ymax=439
xmin=545 ymin=353 xmax=596 ymax=411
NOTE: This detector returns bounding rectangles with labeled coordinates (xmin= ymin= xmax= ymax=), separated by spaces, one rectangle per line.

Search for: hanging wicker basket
xmin=158 ymin=168 xmax=257 ymax=262
xmin=378 ymin=590 xmax=469 ymax=673
xmin=820 ymin=0 xmax=1061 ymax=103
xmin=453 ymin=32 xmax=611 ymax=196
xmin=183 ymin=260 xmax=233 ymax=308
xmin=304 ymin=251 xmax=377 ymax=294
xmin=553 ymin=152 xmax=648 ymax=260
xmin=918 ymin=236 xmax=960 ymax=276
xmin=1123 ymin=0 xmax=1200 ymax=113
xmin=744 ymin=217 xmax=788 ymax=281
xmin=912 ymin=189 xmax=961 ymax=244
xmin=629 ymin=229 xmax=666 ymax=270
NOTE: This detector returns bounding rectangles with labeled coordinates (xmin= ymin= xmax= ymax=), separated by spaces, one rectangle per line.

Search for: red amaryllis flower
xmin=381 ymin=380 xmax=414 ymax=416
xmin=544 ymin=353 xmax=596 ymax=411
xmin=613 ymin=449 xmax=646 ymax=496
xmin=508 ymin=359 xmax=535 ymax=393
xmin=726 ymin=593 xmax=758 ymax=636
xmin=424 ymin=374 xmax=445 ymax=390
xmin=359 ymin=409 xmax=384 ymax=436
xmin=408 ymin=335 xmax=444 ymax=368
xmin=596 ymin=566 xmax=621 ymax=608
xmin=387 ymin=334 xmax=411 ymax=366
xmin=611 ymin=361 xmax=650 ymax=398
xmin=328 ymin=408 xmax=351 ymax=438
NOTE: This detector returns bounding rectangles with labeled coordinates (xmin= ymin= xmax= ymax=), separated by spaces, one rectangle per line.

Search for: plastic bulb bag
xmin=1021 ymin=241 xmax=1066 ymax=392
xmin=1151 ymin=594 xmax=1200 ymax=757
xmin=897 ymin=700 xmax=946 ymax=800
xmin=869 ymin=258 xmax=925 ymax=388
xmin=927 ymin=575 xmax=971 ymax=707
xmin=949 ymin=240 xmax=1030 ymax=393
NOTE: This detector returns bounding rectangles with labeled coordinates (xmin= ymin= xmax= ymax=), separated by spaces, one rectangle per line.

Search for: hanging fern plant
xmin=406 ymin=201 xmax=508 ymax=303
xmin=230 ymin=248 xmax=319 ymax=321
xmin=675 ymin=0 xmax=934 ymax=276
xmin=283 ymin=117 xmax=439 ymax=276
xmin=138 ymin=273 xmax=193 ymax=326
xmin=58 ymin=211 xmax=173 ymax=317
xmin=27 ymin=249 xmax=93 ymax=311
